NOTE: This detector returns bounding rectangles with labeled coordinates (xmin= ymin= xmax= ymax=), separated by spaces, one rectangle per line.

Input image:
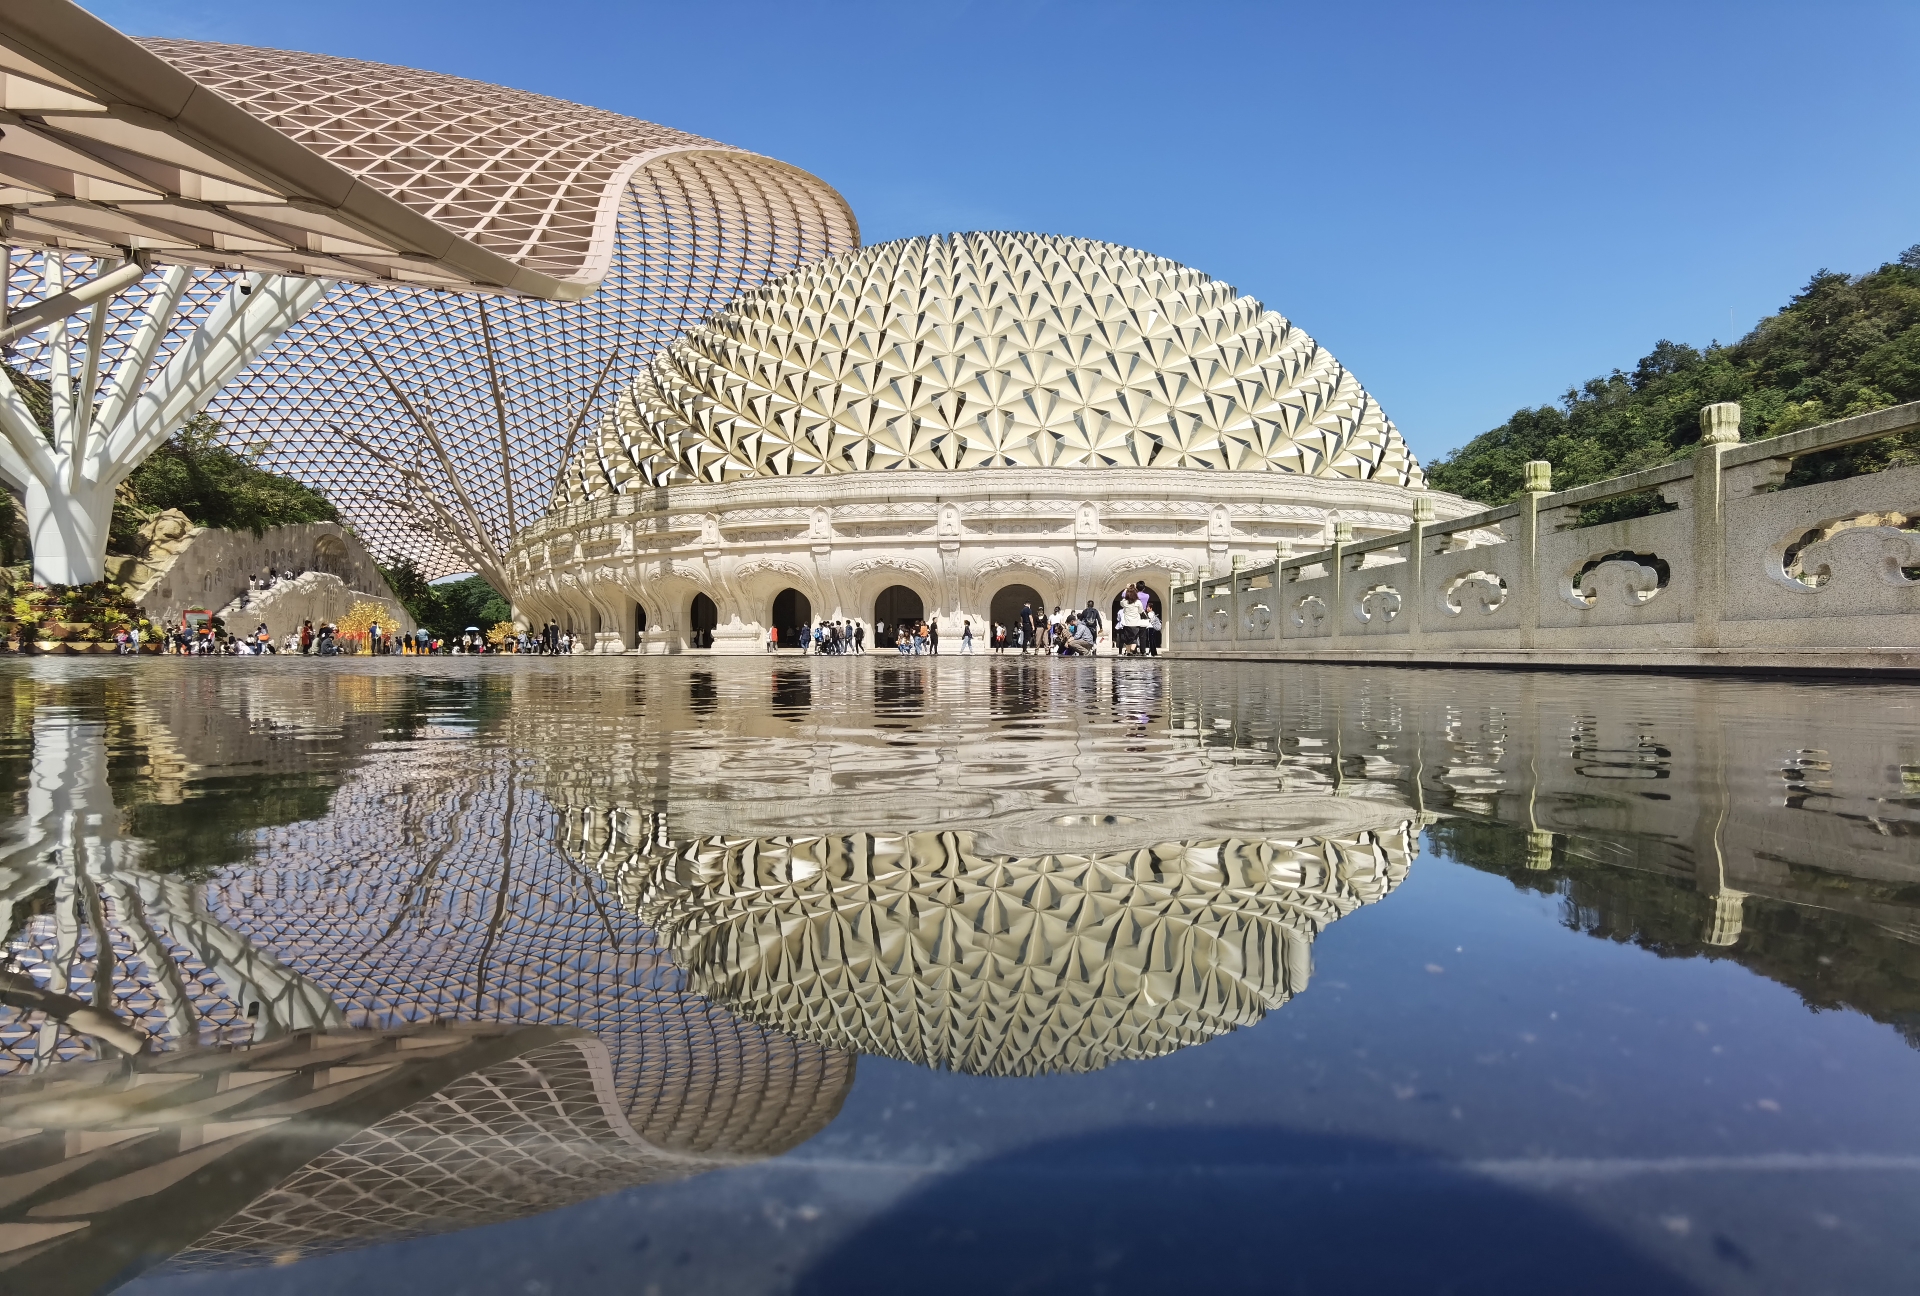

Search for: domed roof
xmin=563 ymin=232 xmax=1422 ymax=503
xmin=615 ymin=826 xmax=1415 ymax=1077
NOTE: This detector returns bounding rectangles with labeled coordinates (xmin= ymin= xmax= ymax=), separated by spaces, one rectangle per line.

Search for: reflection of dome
xmin=610 ymin=826 xmax=1414 ymax=1077
xmin=561 ymin=232 xmax=1422 ymax=500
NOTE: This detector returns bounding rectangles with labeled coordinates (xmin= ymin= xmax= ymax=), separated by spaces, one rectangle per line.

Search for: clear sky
xmin=92 ymin=0 xmax=1920 ymax=465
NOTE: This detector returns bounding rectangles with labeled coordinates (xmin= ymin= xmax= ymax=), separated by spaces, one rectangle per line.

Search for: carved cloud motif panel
xmin=563 ymin=232 xmax=1423 ymax=503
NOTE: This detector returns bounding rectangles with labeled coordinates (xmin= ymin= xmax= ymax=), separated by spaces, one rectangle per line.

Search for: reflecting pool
xmin=2 ymin=657 xmax=1918 ymax=1294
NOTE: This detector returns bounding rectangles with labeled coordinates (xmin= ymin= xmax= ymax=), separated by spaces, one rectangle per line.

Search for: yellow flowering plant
xmin=335 ymin=600 xmax=401 ymax=653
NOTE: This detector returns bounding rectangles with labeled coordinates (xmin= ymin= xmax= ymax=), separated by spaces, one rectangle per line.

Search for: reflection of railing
xmin=1164 ymin=667 xmax=1920 ymax=1046
xmin=1172 ymin=401 xmax=1920 ymax=669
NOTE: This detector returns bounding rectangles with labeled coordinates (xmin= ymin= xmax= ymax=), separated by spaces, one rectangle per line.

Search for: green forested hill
xmin=1425 ymin=245 xmax=1920 ymax=504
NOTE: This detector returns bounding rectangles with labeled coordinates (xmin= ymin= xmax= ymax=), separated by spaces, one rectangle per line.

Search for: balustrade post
xmin=1693 ymin=402 xmax=1741 ymax=649
xmin=1229 ymin=554 xmax=1245 ymax=643
xmin=1329 ymin=520 xmax=1351 ymax=640
xmin=1519 ymin=461 xmax=1551 ymax=645
xmin=1407 ymin=494 xmax=1431 ymax=642
xmin=1198 ymin=564 xmax=1210 ymax=646
xmin=1273 ymin=539 xmax=1291 ymax=642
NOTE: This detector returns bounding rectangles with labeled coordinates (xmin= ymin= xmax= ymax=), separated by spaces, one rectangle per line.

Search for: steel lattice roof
xmin=0 ymin=9 xmax=859 ymax=581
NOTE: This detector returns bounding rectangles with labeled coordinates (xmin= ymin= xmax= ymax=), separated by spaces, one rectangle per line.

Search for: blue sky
xmin=94 ymin=0 xmax=1920 ymax=465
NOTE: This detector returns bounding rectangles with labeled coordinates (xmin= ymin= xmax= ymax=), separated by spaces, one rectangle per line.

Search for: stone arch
xmin=689 ymin=592 xmax=718 ymax=649
xmin=990 ymin=583 xmax=1046 ymax=634
xmin=771 ymin=588 xmax=812 ymax=648
xmin=872 ymin=585 xmax=924 ymax=648
xmin=963 ymin=558 xmax=1062 ymax=620
xmin=312 ymin=533 xmax=347 ymax=576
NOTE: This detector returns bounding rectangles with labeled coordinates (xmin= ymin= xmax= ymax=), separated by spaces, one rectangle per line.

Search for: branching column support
xmin=0 ymin=259 xmax=329 ymax=585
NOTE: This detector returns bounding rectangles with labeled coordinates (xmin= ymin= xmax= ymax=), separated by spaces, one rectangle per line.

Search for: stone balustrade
xmin=1171 ymin=401 xmax=1920 ymax=673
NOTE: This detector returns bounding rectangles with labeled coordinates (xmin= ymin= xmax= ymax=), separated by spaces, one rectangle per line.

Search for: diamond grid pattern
xmin=135 ymin=39 xmax=741 ymax=283
xmin=0 ymin=897 xmax=255 ymax=1073
xmin=200 ymin=739 xmax=854 ymax=1150
xmin=173 ymin=1040 xmax=723 ymax=1264
xmin=3 ymin=37 xmax=856 ymax=580
xmin=199 ymin=151 xmax=857 ymax=578
xmin=4 ymin=245 xmax=255 ymax=427
xmin=587 ymin=819 xmax=1416 ymax=1077
xmin=564 ymin=232 xmax=1422 ymax=503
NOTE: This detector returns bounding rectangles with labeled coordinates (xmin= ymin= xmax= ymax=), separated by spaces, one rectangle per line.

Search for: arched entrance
xmin=771 ymin=588 xmax=812 ymax=650
xmin=689 ymin=592 xmax=717 ymax=649
xmin=872 ymin=585 xmax=923 ymax=648
xmin=635 ymin=602 xmax=648 ymax=633
xmin=312 ymin=533 xmax=347 ymax=576
xmin=990 ymin=583 xmax=1046 ymax=647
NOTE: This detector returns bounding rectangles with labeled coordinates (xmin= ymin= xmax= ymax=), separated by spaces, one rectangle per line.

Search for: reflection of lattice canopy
xmin=615 ymin=827 xmax=1415 ymax=1076
xmin=563 ymin=232 xmax=1421 ymax=504
xmin=169 ymin=1033 xmax=816 ymax=1268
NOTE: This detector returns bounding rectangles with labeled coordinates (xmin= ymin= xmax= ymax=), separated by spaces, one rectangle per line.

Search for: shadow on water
xmin=793 ymin=1125 xmax=1700 ymax=1296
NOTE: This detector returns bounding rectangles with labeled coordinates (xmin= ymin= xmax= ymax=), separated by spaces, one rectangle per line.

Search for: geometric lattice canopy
xmin=1 ymin=10 xmax=610 ymax=293
xmin=0 ymin=5 xmax=859 ymax=582
xmin=561 ymin=232 xmax=1423 ymax=506
xmin=148 ymin=41 xmax=859 ymax=579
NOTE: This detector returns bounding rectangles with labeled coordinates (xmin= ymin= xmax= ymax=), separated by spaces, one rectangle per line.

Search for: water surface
xmin=2 ymin=657 xmax=1917 ymax=1295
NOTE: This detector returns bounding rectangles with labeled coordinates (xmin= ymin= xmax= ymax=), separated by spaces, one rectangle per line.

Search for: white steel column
xmin=0 ymin=258 xmax=329 ymax=586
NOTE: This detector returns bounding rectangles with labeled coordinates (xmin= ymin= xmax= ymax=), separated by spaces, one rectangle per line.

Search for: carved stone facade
xmin=510 ymin=468 xmax=1473 ymax=651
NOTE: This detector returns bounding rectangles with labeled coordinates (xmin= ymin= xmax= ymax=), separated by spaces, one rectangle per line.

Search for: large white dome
xmin=561 ymin=232 xmax=1422 ymax=503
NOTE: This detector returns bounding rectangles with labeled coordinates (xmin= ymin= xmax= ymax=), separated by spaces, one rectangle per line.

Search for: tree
xmin=378 ymin=554 xmax=511 ymax=640
xmin=1427 ymin=245 xmax=1920 ymax=504
xmin=116 ymin=413 xmax=338 ymax=539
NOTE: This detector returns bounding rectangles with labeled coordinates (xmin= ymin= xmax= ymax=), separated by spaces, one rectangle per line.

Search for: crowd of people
xmin=773 ymin=620 xmax=869 ymax=654
xmin=110 ymin=592 xmax=1164 ymax=659
xmin=119 ymin=617 xmax=585 ymax=656
xmin=982 ymin=586 xmax=1161 ymax=656
xmin=762 ymin=588 xmax=1163 ymax=658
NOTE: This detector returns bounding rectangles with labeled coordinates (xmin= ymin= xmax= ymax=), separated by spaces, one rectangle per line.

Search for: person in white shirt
xmin=1116 ymin=596 xmax=1143 ymax=654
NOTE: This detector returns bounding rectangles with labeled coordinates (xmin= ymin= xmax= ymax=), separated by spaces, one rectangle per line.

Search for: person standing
xmin=928 ymin=621 xmax=939 ymax=656
xmin=1018 ymin=603 xmax=1036 ymax=654
xmin=961 ymin=620 xmax=974 ymax=654
xmin=369 ymin=620 xmax=383 ymax=656
xmin=300 ymin=619 xmax=314 ymax=656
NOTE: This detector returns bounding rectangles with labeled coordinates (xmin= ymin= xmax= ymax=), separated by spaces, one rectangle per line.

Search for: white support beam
xmin=4 ymin=253 xmax=330 ymax=586
xmin=0 ymin=258 xmax=146 ymax=345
